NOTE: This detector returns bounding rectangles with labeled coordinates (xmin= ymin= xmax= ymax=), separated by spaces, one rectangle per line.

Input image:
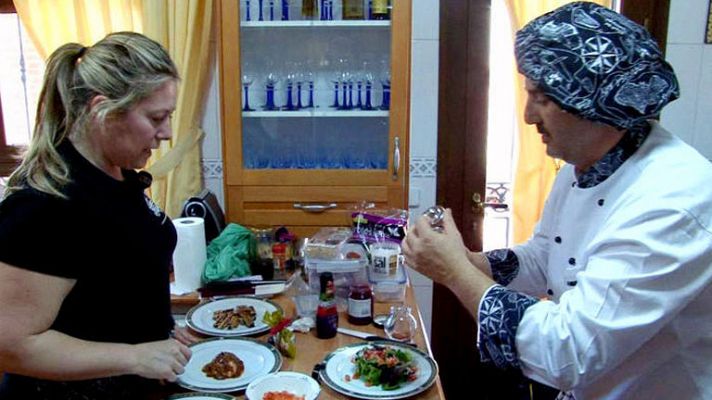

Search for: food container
xmin=372 ymin=279 xmax=407 ymax=303
xmin=367 ymin=242 xmax=408 ymax=303
xmin=302 ymin=227 xmax=353 ymax=260
xmin=304 ymin=242 xmax=368 ymax=312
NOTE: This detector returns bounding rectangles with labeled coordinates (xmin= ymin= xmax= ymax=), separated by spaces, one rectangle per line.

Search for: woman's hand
xmin=172 ymin=325 xmax=201 ymax=346
xmin=130 ymin=338 xmax=192 ymax=382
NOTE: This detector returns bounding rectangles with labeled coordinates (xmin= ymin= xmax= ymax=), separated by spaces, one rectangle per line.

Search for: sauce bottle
xmin=316 ymin=272 xmax=338 ymax=338
xmin=348 ymin=284 xmax=373 ymax=325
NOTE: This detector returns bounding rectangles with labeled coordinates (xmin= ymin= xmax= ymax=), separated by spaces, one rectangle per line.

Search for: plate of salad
xmin=318 ymin=341 xmax=438 ymax=399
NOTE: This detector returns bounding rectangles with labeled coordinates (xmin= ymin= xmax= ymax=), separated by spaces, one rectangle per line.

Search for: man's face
xmin=523 ymin=78 xmax=592 ymax=164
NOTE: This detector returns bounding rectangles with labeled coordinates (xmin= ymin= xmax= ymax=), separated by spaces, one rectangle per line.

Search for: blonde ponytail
xmin=4 ymin=32 xmax=178 ymax=199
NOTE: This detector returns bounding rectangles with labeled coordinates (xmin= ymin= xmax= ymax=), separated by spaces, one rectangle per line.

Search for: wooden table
xmin=166 ymin=283 xmax=446 ymax=400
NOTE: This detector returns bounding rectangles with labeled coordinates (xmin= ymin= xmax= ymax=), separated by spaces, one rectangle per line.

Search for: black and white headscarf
xmin=515 ymin=1 xmax=679 ymax=130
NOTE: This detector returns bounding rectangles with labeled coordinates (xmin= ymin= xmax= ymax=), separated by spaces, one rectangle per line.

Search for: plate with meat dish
xmin=176 ymin=337 xmax=282 ymax=393
xmin=318 ymin=341 xmax=438 ymax=400
xmin=186 ymin=296 xmax=283 ymax=337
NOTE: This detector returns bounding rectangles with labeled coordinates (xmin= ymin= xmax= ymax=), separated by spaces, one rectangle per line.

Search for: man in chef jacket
xmin=403 ymin=2 xmax=712 ymax=400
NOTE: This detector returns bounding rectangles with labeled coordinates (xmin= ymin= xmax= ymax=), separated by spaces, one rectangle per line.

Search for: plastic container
xmin=303 ymin=227 xmax=354 ymax=260
xmin=371 ymin=280 xmax=407 ymax=303
xmin=367 ymin=246 xmax=408 ymax=303
xmin=304 ymin=243 xmax=368 ymax=312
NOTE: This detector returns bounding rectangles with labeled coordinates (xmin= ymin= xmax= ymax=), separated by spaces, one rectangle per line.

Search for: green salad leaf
xmin=351 ymin=344 xmax=418 ymax=390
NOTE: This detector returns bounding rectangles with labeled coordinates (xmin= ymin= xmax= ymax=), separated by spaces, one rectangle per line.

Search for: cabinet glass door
xmin=237 ymin=0 xmax=394 ymax=171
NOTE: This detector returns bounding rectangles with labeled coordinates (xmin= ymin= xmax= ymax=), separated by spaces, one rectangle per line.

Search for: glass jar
xmin=347 ymin=284 xmax=373 ymax=325
xmin=384 ymin=305 xmax=417 ymax=342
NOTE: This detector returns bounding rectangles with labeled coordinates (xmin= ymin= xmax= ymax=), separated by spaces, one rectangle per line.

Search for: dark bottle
xmin=342 ymin=0 xmax=364 ymax=20
xmin=348 ymin=284 xmax=373 ymax=325
xmin=371 ymin=0 xmax=389 ymax=20
xmin=316 ymin=272 xmax=338 ymax=338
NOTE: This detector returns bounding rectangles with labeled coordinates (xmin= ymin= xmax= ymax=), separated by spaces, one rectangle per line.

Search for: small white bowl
xmin=245 ymin=371 xmax=320 ymax=400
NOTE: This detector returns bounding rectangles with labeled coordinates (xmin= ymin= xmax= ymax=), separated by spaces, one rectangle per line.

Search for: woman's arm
xmin=0 ymin=261 xmax=191 ymax=382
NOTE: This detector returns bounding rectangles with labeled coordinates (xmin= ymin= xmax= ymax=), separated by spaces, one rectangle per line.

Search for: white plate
xmin=319 ymin=341 xmax=438 ymax=400
xmin=245 ymin=371 xmax=321 ymax=400
xmin=167 ymin=393 xmax=235 ymax=399
xmin=177 ymin=337 xmax=282 ymax=393
xmin=186 ymin=296 xmax=282 ymax=337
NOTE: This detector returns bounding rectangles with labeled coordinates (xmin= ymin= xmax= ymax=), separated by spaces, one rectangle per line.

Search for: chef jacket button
xmin=567 ymin=281 xmax=578 ymax=287
xmin=555 ymin=236 xmax=562 ymax=244
xmin=547 ymin=289 xmax=554 ymax=296
xmin=597 ymin=199 xmax=605 ymax=206
xmin=568 ymin=257 xmax=576 ymax=265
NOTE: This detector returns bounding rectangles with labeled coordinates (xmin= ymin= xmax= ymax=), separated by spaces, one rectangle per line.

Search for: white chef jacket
xmin=508 ymin=122 xmax=712 ymax=399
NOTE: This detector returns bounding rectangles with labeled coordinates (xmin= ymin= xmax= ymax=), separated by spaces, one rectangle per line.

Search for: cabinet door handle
xmin=393 ymin=136 xmax=401 ymax=181
xmin=293 ymin=203 xmax=337 ymax=213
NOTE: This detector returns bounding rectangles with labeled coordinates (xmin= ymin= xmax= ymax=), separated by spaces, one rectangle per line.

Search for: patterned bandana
xmin=515 ymin=2 xmax=679 ymax=129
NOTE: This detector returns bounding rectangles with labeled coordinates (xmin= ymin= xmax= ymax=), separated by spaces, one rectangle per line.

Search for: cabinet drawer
xmin=226 ymin=185 xmax=404 ymax=236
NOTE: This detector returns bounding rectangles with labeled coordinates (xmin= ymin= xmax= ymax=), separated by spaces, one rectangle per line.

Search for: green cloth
xmin=202 ymin=223 xmax=256 ymax=283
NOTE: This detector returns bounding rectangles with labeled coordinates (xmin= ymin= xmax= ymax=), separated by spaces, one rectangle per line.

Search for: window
xmin=0 ymin=0 xmax=45 ymax=177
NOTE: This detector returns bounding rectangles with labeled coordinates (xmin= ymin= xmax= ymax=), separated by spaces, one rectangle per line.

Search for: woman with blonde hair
xmin=0 ymin=31 xmax=196 ymax=399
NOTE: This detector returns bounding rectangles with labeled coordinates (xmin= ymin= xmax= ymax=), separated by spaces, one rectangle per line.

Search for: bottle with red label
xmin=316 ymin=272 xmax=338 ymax=338
xmin=348 ymin=284 xmax=373 ymax=325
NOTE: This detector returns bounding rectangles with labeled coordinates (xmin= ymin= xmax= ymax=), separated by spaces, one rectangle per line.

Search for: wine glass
xmin=337 ymin=57 xmax=352 ymax=110
xmin=294 ymin=61 xmax=306 ymax=109
xmin=263 ymin=60 xmax=281 ymax=111
xmin=241 ymin=60 xmax=255 ymax=111
xmin=283 ymin=61 xmax=298 ymax=111
xmin=303 ymin=61 xmax=316 ymax=109
xmin=379 ymin=59 xmax=391 ymax=110
xmin=244 ymin=0 xmax=252 ymax=21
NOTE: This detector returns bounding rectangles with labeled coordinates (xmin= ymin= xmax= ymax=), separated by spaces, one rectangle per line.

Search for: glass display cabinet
xmin=217 ymin=0 xmax=411 ymax=237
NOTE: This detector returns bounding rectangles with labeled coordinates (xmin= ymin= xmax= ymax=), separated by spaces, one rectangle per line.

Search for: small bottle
xmin=316 ymin=272 xmax=338 ymax=338
xmin=342 ymin=0 xmax=364 ymax=20
xmin=348 ymin=284 xmax=373 ymax=325
xmin=302 ymin=0 xmax=316 ymax=19
xmin=371 ymin=0 xmax=389 ymax=20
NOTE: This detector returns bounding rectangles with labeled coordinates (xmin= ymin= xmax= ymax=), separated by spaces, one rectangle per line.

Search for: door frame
xmin=432 ymin=0 xmax=490 ymax=398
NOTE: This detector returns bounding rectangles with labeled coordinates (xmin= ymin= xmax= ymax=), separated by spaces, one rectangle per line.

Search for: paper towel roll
xmin=172 ymin=217 xmax=207 ymax=294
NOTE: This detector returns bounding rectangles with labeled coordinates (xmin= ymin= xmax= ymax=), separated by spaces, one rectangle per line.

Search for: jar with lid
xmin=316 ymin=272 xmax=338 ymax=338
xmin=347 ymin=284 xmax=373 ymax=325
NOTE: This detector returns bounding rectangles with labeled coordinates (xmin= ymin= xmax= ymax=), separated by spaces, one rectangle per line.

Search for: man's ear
xmin=88 ymin=94 xmax=108 ymax=113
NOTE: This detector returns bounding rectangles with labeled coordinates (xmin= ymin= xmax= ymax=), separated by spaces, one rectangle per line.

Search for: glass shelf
xmin=241 ymin=20 xmax=390 ymax=28
xmin=243 ymin=110 xmax=388 ymax=118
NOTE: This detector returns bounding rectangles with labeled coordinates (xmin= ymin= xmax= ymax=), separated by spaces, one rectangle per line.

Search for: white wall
xmin=197 ymin=1 xmax=440 ymax=337
xmin=407 ymin=0 xmax=440 ymax=338
xmin=662 ymin=0 xmax=712 ymax=159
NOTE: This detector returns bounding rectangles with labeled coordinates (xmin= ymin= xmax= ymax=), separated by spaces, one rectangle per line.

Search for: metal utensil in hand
xmin=423 ymin=205 xmax=445 ymax=232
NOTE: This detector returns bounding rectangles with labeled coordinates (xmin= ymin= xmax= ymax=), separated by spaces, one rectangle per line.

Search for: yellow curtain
xmin=13 ymin=0 xmax=213 ymax=218
xmin=503 ymin=0 xmax=611 ymax=244
xmin=13 ymin=0 xmax=143 ymax=58
xmin=141 ymin=0 xmax=213 ymax=218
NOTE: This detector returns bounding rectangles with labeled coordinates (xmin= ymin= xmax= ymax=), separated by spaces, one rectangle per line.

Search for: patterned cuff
xmin=485 ymin=249 xmax=520 ymax=286
xmin=478 ymin=285 xmax=538 ymax=369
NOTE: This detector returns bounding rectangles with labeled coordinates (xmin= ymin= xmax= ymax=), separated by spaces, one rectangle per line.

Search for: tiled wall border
xmin=410 ymin=157 xmax=437 ymax=178
xmin=202 ymin=159 xmax=223 ymax=179
xmin=203 ymin=157 xmax=438 ymax=180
